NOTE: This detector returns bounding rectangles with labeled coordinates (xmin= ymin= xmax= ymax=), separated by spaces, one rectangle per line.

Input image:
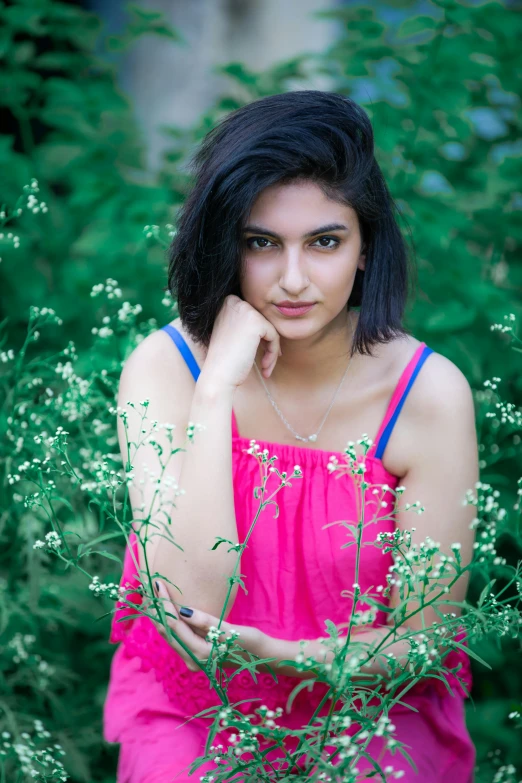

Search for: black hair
xmin=167 ymin=90 xmax=416 ymax=357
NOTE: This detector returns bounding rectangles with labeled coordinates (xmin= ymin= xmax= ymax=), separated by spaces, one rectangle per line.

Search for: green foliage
xmin=1 ymin=0 xmax=521 ymax=780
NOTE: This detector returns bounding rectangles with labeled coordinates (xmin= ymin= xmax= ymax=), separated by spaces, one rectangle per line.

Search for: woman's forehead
xmin=247 ymin=181 xmax=356 ymax=228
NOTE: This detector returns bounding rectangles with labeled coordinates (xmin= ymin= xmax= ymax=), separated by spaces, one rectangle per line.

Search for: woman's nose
xmin=279 ymin=250 xmax=309 ymax=289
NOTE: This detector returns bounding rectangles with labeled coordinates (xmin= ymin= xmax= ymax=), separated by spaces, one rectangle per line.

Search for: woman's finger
xmin=152 ymin=580 xmax=214 ymax=669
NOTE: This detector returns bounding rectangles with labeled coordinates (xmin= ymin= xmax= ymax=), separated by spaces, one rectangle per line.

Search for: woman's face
xmin=240 ymin=179 xmax=365 ymax=337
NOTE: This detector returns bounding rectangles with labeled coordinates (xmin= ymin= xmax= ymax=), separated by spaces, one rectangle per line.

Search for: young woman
xmin=103 ymin=91 xmax=478 ymax=782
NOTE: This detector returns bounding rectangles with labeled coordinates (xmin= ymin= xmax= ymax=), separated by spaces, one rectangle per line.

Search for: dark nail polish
xmin=154 ymin=580 xmax=160 ymax=594
xmin=180 ymin=606 xmax=193 ymax=618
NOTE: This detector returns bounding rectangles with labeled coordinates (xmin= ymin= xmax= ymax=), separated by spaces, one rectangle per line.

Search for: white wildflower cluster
xmin=9 ymin=458 xmax=50 ymax=483
xmin=476 ymin=376 xmax=522 ymax=454
xmin=52 ymin=370 xmax=92 ymax=422
xmin=0 ymin=348 xmax=15 ymax=362
xmin=255 ymin=704 xmax=284 ymax=730
xmin=293 ymin=638 xmax=335 ymax=674
xmin=474 ymin=592 xmax=521 ymax=640
xmin=245 ymin=440 xmax=275 ymax=463
xmin=63 ymin=340 xmax=78 ymax=361
xmin=205 ymin=703 xmax=287 ymax=770
xmin=29 ymin=407 xmax=44 ymax=427
xmin=405 ymin=631 xmax=439 ymax=674
xmin=8 ymin=632 xmax=36 ymax=663
xmin=490 ymin=313 xmax=517 ymax=334
xmin=204 ymin=625 xmax=242 ymax=662
xmin=480 ymin=373 xmax=522 ymax=435
xmin=90 ymin=278 xmax=122 ymax=299
xmin=55 ymin=361 xmax=75 ymax=381
xmin=9 ymin=428 xmax=61 ymax=466
xmin=328 ymin=713 xmax=401 ymax=767
xmin=33 ymin=531 xmax=62 ymax=551
xmin=92 ymin=418 xmax=111 ymax=436
xmin=88 ymin=575 xmax=121 ymax=600
xmin=79 ymin=454 xmax=124 ymax=495
xmin=327 ymin=435 xmax=374 ymax=479
xmin=0 ymin=718 xmax=67 ymax=781
xmin=143 ymin=224 xmax=160 ymax=239
xmin=492 ymin=399 xmax=522 ymax=428
xmin=29 ymin=306 xmax=63 ymax=327
xmin=26 ymin=193 xmax=48 ymax=214
xmin=162 ymin=288 xmax=174 ymax=308
xmin=46 ymin=426 xmax=69 ymax=449
xmin=186 ymin=420 xmax=207 ymax=442
xmin=404 ymin=499 xmax=425 ymax=514
xmin=466 ymin=481 xmax=507 ymax=566
xmin=484 ymin=376 xmax=502 ymax=391
xmin=7 ymin=634 xmax=56 ymax=689
xmin=19 ymin=179 xmax=48 ymax=214
xmin=376 ymin=529 xmax=462 ymax=601
xmin=0 ymin=230 xmax=20 ymax=252
xmin=483 ymin=403 xmax=521 ymax=433
xmin=326 ymin=455 xmax=339 ymax=473
xmin=116 ymin=301 xmax=143 ymax=322
xmin=353 ymin=606 xmax=377 ymax=627
xmin=245 ymin=441 xmax=303 ymax=490
xmin=491 ymin=763 xmax=520 ymax=783
xmin=91 ymin=324 xmax=114 ymax=338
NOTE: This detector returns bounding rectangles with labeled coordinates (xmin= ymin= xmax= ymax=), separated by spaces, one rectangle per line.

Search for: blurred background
xmin=1 ymin=0 xmax=521 ymax=781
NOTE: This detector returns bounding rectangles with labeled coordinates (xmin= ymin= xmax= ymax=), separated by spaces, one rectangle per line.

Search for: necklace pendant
xmin=308 ymin=434 xmax=317 ymax=442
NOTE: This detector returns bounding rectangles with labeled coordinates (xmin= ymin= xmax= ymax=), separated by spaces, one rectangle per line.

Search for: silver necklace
xmin=253 ymin=316 xmax=356 ymax=443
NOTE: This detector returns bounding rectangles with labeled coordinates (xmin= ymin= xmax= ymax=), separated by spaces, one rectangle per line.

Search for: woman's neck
xmin=256 ymin=309 xmax=363 ymax=392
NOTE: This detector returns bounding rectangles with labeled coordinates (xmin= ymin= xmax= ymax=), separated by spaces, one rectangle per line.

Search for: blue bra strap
xmin=375 ymin=345 xmax=434 ymax=461
xmin=161 ymin=324 xmax=201 ymax=382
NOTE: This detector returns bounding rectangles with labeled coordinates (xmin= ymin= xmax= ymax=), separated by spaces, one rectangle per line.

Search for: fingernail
xmin=179 ymin=606 xmax=193 ymax=618
xmin=154 ymin=580 xmax=160 ymax=594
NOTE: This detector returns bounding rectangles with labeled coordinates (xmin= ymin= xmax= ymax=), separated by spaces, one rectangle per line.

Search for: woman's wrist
xmin=196 ymin=369 xmax=236 ymax=401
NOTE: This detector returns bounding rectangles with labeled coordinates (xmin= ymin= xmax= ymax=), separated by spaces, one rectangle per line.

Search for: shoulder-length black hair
xmin=167 ymin=90 xmax=416 ymax=357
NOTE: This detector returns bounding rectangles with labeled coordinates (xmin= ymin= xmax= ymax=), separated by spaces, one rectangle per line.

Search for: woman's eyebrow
xmin=242 ymin=223 xmax=348 ymax=239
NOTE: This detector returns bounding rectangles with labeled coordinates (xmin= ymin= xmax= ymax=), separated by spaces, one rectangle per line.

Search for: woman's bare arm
xmin=117 ymin=329 xmax=239 ymax=620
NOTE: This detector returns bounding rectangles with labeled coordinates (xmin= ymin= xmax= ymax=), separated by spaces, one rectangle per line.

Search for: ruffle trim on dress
xmin=109 ymin=534 xmax=472 ymax=712
xmin=113 ymin=613 xmax=473 ymax=719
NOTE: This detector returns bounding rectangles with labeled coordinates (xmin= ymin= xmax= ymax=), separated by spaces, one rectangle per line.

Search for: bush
xmin=1 ymin=0 xmax=521 ymax=780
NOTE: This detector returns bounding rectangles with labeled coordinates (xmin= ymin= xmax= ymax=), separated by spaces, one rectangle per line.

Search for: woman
xmin=104 ymin=90 xmax=478 ymax=782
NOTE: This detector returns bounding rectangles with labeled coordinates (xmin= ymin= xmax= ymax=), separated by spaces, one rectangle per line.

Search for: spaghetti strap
xmin=161 ymin=324 xmax=201 ymax=382
xmin=160 ymin=324 xmax=240 ymax=437
xmin=370 ymin=342 xmax=434 ymax=461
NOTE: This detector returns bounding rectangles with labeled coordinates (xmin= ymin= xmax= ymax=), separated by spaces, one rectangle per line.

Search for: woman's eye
xmin=246 ymin=237 xmax=275 ymax=250
xmin=312 ymin=236 xmax=340 ymax=249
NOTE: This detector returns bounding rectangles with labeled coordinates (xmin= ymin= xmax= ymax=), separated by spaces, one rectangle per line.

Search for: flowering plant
xmin=1 ymin=182 xmax=522 ymax=782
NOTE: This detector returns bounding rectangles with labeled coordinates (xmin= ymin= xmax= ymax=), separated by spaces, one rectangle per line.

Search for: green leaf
xmin=397 ymin=15 xmax=437 ymax=39
xmin=285 ymin=677 xmax=320 ymax=712
xmin=478 ymin=579 xmax=496 ymax=608
xmin=424 ymin=302 xmax=477 ymax=333
xmin=451 ymin=639 xmax=492 ymax=670
xmin=88 ymin=550 xmax=122 ymax=565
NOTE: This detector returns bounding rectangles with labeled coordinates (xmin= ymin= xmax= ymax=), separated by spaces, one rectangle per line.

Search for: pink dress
xmin=103 ymin=325 xmax=475 ymax=782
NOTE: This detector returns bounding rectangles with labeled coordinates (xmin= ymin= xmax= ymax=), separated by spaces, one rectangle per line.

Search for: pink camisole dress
xmin=103 ymin=324 xmax=475 ymax=782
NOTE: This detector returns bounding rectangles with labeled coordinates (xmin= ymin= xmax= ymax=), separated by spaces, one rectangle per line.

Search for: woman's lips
xmin=275 ymin=304 xmax=315 ymax=316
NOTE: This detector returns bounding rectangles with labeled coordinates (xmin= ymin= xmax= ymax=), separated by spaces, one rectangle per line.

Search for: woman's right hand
xmin=200 ymin=295 xmax=282 ymax=392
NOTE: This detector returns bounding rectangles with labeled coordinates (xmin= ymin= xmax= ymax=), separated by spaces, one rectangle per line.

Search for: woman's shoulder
xmin=401 ymin=337 xmax=473 ymax=415
xmin=124 ymin=317 xmax=203 ymax=365
xmin=160 ymin=317 xmax=208 ymax=368
xmin=386 ymin=333 xmax=471 ymax=406
xmin=377 ymin=333 xmax=474 ymax=475
xmin=118 ymin=318 xmax=205 ymax=394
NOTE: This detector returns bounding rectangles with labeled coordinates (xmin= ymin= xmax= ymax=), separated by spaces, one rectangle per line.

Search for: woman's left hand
xmin=152 ymin=579 xmax=268 ymax=672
